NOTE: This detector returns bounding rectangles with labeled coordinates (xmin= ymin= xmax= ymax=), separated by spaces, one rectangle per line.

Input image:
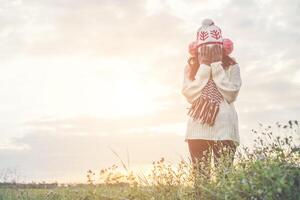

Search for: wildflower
xmin=241 ymin=178 xmax=247 ymax=185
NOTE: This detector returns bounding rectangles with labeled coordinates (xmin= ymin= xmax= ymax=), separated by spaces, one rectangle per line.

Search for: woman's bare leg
xmin=212 ymin=140 xmax=237 ymax=178
xmin=187 ymin=139 xmax=213 ymax=179
xmin=187 ymin=139 xmax=213 ymax=199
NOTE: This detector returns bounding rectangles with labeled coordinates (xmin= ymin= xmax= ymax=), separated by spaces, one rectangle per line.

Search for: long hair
xmin=188 ymin=49 xmax=237 ymax=80
xmin=188 ymin=56 xmax=199 ymax=81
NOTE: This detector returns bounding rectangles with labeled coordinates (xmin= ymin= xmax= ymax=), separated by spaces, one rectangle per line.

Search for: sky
xmin=0 ymin=0 xmax=300 ymax=183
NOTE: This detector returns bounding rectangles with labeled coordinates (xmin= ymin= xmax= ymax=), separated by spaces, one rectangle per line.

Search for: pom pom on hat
xmin=201 ymin=18 xmax=214 ymax=27
xmin=223 ymin=38 xmax=234 ymax=55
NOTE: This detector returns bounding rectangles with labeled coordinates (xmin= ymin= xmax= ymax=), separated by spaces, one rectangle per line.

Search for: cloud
xmin=21 ymin=101 xmax=187 ymax=135
xmin=1 ymin=125 xmax=189 ymax=182
xmin=0 ymin=0 xmax=187 ymax=60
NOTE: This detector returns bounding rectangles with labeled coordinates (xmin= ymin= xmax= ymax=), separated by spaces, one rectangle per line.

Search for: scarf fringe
xmin=187 ymin=95 xmax=220 ymax=127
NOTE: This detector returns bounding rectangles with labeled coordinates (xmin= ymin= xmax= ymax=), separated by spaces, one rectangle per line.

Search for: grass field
xmin=0 ymin=121 xmax=299 ymax=200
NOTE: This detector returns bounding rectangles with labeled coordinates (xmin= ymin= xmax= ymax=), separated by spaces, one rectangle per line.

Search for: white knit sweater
xmin=181 ymin=61 xmax=242 ymax=147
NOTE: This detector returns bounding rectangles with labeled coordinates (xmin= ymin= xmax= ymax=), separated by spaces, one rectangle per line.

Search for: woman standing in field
xmin=181 ymin=19 xmax=242 ymax=179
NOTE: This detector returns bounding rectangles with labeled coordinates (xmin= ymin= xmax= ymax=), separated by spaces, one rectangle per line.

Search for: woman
xmin=181 ymin=19 xmax=242 ymax=179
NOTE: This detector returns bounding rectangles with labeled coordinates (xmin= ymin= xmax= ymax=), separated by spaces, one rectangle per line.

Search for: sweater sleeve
xmin=181 ymin=64 xmax=211 ymax=104
xmin=210 ymin=61 xmax=242 ymax=104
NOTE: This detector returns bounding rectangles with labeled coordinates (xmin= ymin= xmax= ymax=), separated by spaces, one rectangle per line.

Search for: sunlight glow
xmin=6 ymin=57 xmax=168 ymax=120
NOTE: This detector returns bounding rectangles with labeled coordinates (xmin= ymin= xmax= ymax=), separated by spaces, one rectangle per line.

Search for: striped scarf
xmin=187 ymin=71 xmax=223 ymax=127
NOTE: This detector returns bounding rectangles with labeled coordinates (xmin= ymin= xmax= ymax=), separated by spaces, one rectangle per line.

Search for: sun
xmin=109 ymin=69 xmax=159 ymax=118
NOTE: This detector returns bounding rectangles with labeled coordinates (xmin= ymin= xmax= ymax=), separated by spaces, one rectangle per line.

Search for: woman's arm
xmin=210 ymin=61 xmax=242 ymax=104
xmin=181 ymin=64 xmax=211 ymax=104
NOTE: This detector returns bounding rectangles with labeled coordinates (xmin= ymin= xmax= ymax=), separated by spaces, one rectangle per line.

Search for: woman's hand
xmin=211 ymin=44 xmax=223 ymax=63
xmin=198 ymin=45 xmax=211 ymax=66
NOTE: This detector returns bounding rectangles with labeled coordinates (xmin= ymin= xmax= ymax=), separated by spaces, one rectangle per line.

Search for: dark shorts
xmin=187 ymin=139 xmax=237 ymax=168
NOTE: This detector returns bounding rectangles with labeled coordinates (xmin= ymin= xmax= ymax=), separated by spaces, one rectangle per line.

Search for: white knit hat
xmin=196 ymin=19 xmax=223 ymax=46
